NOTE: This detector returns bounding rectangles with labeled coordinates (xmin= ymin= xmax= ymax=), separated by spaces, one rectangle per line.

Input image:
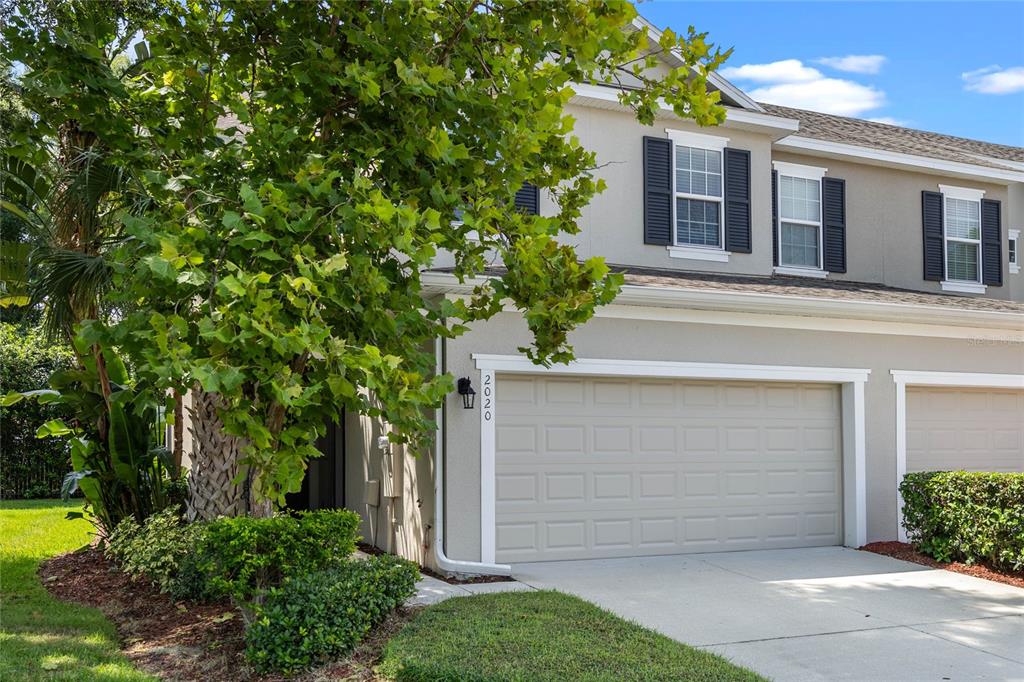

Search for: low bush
xmin=245 ymin=555 xmax=419 ymax=674
xmin=900 ymin=471 xmax=1024 ymax=571
xmin=195 ymin=509 xmax=361 ymax=607
xmin=105 ymin=507 xmax=205 ymax=594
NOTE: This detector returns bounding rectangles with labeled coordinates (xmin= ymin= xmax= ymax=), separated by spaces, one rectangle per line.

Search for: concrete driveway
xmin=513 ymin=547 xmax=1024 ymax=681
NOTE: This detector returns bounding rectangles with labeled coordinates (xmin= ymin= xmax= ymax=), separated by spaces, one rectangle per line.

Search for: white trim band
xmin=665 ymin=128 xmax=730 ymax=151
xmin=773 ymin=160 xmax=828 ymax=181
xmin=938 ymin=184 xmax=985 ymax=202
xmin=667 ymin=245 xmax=731 ymax=262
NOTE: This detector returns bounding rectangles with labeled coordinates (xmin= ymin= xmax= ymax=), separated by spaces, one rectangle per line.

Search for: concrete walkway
xmin=408 ymin=573 xmax=534 ymax=606
xmin=513 ymin=547 xmax=1024 ymax=681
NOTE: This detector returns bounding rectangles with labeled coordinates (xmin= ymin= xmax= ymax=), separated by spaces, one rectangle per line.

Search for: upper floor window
xmin=774 ymin=161 xmax=828 ymax=275
xmin=666 ymin=129 xmax=730 ymax=257
xmin=1008 ymin=229 xmax=1020 ymax=274
xmin=938 ymin=185 xmax=985 ymax=287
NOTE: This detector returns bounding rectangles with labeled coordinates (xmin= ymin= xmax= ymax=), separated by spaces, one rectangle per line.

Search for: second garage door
xmin=494 ymin=375 xmax=843 ymax=562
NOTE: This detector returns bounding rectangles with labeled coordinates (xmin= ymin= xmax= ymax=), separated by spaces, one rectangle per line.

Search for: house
xmin=313 ymin=20 xmax=1024 ymax=575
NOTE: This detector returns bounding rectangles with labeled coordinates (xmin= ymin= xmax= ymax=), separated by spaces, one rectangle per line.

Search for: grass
xmin=0 ymin=499 xmax=153 ymax=681
xmin=378 ymin=590 xmax=766 ymax=682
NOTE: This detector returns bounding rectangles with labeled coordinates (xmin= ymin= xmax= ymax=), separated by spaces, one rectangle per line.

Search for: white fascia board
xmin=568 ymin=82 xmax=798 ymax=138
xmin=419 ymin=271 xmax=1024 ymax=335
xmin=774 ymin=135 xmax=1024 ymax=185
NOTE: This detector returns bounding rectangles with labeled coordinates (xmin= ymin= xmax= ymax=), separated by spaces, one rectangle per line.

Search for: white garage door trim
xmin=891 ymin=370 xmax=1024 ymax=542
xmin=475 ymin=354 xmax=871 ymax=563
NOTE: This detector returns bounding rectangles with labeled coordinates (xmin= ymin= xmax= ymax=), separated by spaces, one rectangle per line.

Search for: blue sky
xmin=638 ymin=1 xmax=1024 ymax=146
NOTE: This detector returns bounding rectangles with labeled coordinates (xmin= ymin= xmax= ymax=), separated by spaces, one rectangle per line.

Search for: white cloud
xmin=721 ymin=58 xmax=888 ymax=117
xmin=962 ymin=65 xmax=1024 ymax=94
xmin=816 ymin=55 xmax=886 ymax=75
xmin=749 ymin=79 xmax=886 ymax=117
xmin=720 ymin=59 xmax=822 ymax=83
xmin=867 ymin=116 xmax=909 ymax=126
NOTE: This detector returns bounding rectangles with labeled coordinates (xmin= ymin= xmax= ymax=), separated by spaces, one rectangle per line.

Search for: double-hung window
xmin=774 ymin=161 xmax=827 ymax=276
xmin=938 ymin=185 xmax=985 ymax=290
xmin=666 ymin=129 xmax=730 ymax=261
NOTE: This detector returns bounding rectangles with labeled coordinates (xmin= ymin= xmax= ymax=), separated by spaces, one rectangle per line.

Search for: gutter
xmin=432 ymin=336 xmax=512 ymax=577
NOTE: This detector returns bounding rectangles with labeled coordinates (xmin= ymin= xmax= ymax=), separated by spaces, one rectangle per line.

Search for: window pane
xmin=945 ymin=197 xmax=980 ymax=240
xmin=946 ymin=241 xmax=979 ymax=281
xmin=675 ymin=145 xmax=722 ymax=198
xmin=779 ymin=175 xmax=820 ymax=222
xmin=676 ymin=197 xmax=720 ymax=247
xmin=780 ymin=221 xmax=819 ymax=268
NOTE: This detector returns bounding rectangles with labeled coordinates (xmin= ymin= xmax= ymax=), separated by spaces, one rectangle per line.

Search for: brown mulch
xmin=357 ymin=543 xmax=513 ymax=585
xmin=860 ymin=541 xmax=1024 ymax=589
xmin=40 ymin=548 xmax=418 ymax=681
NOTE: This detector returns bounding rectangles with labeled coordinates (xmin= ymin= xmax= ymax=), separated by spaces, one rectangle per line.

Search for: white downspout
xmin=433 ymin=336 xmax=512 ymax=576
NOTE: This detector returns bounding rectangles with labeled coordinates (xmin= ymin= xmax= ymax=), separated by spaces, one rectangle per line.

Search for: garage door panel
xmin=906 ymin=387 xmax=1024 ymax=474
xmin=496 ymin=377 xmax=842 ymax=562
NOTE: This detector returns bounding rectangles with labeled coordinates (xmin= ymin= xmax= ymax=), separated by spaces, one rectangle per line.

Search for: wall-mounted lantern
xmin=457 ymin=377 xmax=476 ymax=409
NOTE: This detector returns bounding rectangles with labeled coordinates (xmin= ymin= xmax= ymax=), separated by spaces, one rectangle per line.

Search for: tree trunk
xmin=172 ymin=390 xmax=183 ymax=473
xmin=186 ymin=388 xmax=271 ymax=520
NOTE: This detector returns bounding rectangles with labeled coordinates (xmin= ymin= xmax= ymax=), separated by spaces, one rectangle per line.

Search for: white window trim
xmin=1009 ymin=229 xmax=1020 ymax=274
xmin=773 ymin=161 xmax=828 ymax=275
xmin=668 ymin=245 xmax=732 ymax=262
xmin=666 ymin=129 xmax=729 ymax=257
xmin=939 ymin=184 xmax=985 ymax=290
xmin=475 ymin=353 xmax=871 ymax=560
xmin=891 ymin=370 xmax=1024 ymax=542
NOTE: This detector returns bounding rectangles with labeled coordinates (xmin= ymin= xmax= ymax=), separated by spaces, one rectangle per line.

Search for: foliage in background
xmin=0 ymin=322 xmax=75 ymax=498
xmin=900 ymin=471 xmax=1024 ymax=571
xmin=2 ymin=339 xmax=181 ymax=534
xmin=2 ymin=0 xmax=729 ymax=511
xmin=246 ymin=555 xmax=419 ymax=674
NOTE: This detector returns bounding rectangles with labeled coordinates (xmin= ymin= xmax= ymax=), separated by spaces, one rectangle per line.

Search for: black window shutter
xmin=514 ymin=183 xmax=539 ymax=215
xmin=643 ymin=136 xmax=672 ymax=245
xmin=771 ymin=170 xmax=779 ymax=266
xmin=822 ymin=177 xmax=847 ymax=273
xmin=981 ymin=198 xmax=1002 ymax=286
xmin=723 ymin=148 xmax=751 ymax=253
xmin=921 ymin=191 xmax=944 ymax=281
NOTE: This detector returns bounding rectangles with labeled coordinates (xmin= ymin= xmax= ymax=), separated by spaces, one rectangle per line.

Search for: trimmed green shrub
xmin=196 ymin=509 xmax=361 ymax=607
xmin=0 ymin=322 xmax=75 ymax=498
xmin=245 ymin=555 xmax=419 ymax=674
xmin=900 ymin=471 xmax=1024 ymax=571
xmin=105 ymin=507 xmax=206 ymax=594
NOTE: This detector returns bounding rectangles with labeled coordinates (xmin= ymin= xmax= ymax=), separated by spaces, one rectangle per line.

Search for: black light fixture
xmin=457 ymin=377 xmax=476 ymax=409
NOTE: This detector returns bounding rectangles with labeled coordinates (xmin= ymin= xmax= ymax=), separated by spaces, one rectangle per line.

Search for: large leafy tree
xmin=3 ymin=0 xmax=728 ymax=513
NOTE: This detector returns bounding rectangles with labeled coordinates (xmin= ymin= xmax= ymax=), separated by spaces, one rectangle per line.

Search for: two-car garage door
xmin=494 ymin=375 xmax=843 ymax=563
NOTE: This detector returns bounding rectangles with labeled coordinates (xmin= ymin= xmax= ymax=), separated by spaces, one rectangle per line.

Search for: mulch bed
xmin=860 ymin=541 xmax=1024 ymax=589
xmin=357 ymin=543 xmax=513 ymax=585
xmin=40 ymin=548 xmax=417 ymax=681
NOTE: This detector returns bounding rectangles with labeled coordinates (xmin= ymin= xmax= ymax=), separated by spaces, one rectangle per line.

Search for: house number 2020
xmin=482 ymin=374 xmax=493 ymax=421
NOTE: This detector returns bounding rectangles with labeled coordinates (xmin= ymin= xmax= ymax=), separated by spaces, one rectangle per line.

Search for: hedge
xmin=900 ymin=471 xmax=1024 ymax=571
xmin=0 ymin=322 xmax=75 ymax=498
xmin=245 ymin=555 xmax=419 ymax=674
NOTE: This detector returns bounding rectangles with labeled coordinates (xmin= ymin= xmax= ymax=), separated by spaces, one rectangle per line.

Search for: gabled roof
xmin=629 ymin=15 xmax=764 ymax=113
xmin=762 ymin=103 xmax=1024 ymax=172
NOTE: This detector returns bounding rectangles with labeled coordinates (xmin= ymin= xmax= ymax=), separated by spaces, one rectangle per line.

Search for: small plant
xmin=105 ymin=507 xmax=205 ymax=594
xmin=245 ymin=555 xmax=419 ymax=674
xmin=195 ymin=509 xmax=361 ymax=616
xmin=901 ymin=471 xmax=1024 ymax=571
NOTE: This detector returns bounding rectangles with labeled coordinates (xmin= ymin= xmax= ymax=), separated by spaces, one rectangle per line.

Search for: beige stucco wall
xmin=344 ymin=393 xmax=438 ymax=570
xmin=772 ymin=151 xmax=1016 ymax=300
xmin=440 ymin=310 xmax=1024 ymax=563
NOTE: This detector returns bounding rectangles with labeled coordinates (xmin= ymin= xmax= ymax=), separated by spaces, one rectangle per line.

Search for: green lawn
xmin=0 ymin=499 xmax=153 ymax=681
xmin=379 ymin=590 xmax=766 ymax=682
